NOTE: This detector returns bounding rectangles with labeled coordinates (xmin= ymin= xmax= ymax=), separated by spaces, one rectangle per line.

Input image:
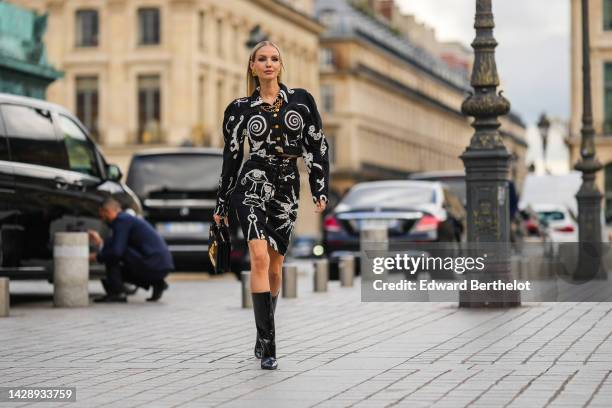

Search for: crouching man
xmin=89 ymin=197 xmax=174 ymax=303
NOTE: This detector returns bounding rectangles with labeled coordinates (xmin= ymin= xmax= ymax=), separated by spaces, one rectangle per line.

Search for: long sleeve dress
xmin=214 ymin=82 xmax=329 ymax=255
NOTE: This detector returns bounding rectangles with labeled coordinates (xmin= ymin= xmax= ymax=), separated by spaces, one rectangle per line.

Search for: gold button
xmin=276 ymin=137 xmax=281 ymax=141
xmin=274 ymin=124 xmax=279 ymax=128
xmin=273 ymin=114 xmax=277 ymax=117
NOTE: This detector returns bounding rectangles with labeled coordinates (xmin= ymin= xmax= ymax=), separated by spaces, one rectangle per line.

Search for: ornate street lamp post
xmin=575 ymin=0 xmax=604 ymax=280
xmin=459 ymin=0 xmax=520 ymax=307
xmin=537 ymin=113 xmax=551 ymax=174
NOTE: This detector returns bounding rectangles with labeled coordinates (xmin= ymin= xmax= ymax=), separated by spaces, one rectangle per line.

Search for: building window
xmin=75 ymin=10 xmax=99 ymax=47
xmin=217 ymin=79 xmax=224 ymax=121
xmin=138 ymin=8 xmax=160 ymax=45
xmin=605 ymin=63 xmax=612 ymax=134
xmin=198 ymin=11 xmax=205 ymax=50
xmin=76 ymin=76 xmax=99 ymax=140
xmin=320 ymin=48 xmax=334 ymax=70
xmin=606 ymin=163 xmax=612 ymax=223
xmin=326 ymin=132 xmax=336 ymax=166
xmin=605 ymin=0 xmax=612 ymax=30
xmin=321 ymin=85 xmax=334 ymax=113
xmin=216 ymin=19 xmax=223 ymax=56
xmin=232 ymin=25 xmax=239 ymax=61
xmin=318 ymin=9 xmax=337 ymax=27
xmin=138 ymin=75 xmax=161 ymax=143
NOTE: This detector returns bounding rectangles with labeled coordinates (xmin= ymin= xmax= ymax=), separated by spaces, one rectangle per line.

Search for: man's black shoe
xmin=123 ymin=283 xmax=138 ymax=295
xmin=93 ymin=293 xmax=127 ymax=303
xmin=147 ymin=280 xmax=168 ymax=302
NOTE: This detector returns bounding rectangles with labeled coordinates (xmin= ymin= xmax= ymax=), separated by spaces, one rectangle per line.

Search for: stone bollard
xmin=339 ymin=255 xmax=355 ymax=287
xmin=54 ymin=232 xmax=89 ymax=307
xmin=0 ymin=277 xmax=8 ymax=317
xmin=282 ymin=264 xmax=298 ymax=298
xmin=314 ymin=259 xmax=329 ymax=292
xmin=510 ymin=255 xmax=522 ymax=280
xmin=241 ymin=271 xmax=252 ymax=309
xmin=360 ymin=227 xmax=388 ymax=282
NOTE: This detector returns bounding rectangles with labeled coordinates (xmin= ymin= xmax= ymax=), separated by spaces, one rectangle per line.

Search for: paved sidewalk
xmin=1 ymin=271 xmax=612 ymax=408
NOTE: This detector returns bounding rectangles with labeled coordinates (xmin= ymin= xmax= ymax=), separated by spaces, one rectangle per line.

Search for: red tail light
xmin=413 ymin=215 xmax=440 ymax=232
xmin=555 ymin=225 xmax=575 ymax=233
xmin=324 ymin=214 xmax=342 ymax=232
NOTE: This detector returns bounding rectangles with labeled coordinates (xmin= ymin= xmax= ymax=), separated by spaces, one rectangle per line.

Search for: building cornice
xmin=351 ymin=63 xmax=466 ymax=120
xmin=250 ymin=0 xmax=325 ymax=34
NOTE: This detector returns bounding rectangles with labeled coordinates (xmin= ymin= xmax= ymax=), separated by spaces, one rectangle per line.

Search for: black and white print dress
xmin=214 ymin=83 xmax=330 ymax=255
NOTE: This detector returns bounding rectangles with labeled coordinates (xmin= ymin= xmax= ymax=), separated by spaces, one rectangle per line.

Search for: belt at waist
xmin=248 ymin=155 xmax=298 ymax=167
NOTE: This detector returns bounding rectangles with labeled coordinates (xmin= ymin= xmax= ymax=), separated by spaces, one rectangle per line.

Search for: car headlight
xmin=313 ymin=245 xmax=324 ymax=256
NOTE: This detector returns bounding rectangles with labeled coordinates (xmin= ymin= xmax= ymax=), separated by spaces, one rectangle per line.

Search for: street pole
xmin=575 ymin=0 xmax=604 ymax=280
xmin=537 ymin=113 xmax=551 ymax=174
xmin=459 ymin=0 xmax=520 ymax=307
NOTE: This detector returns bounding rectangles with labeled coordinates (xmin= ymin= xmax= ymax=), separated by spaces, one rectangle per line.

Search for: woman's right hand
xmin=213 ymin=214 xmax=229 ymax=226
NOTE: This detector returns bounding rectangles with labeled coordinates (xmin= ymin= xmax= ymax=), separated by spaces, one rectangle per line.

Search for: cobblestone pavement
xmin=1 ymin=269 xmax=612 ymax=408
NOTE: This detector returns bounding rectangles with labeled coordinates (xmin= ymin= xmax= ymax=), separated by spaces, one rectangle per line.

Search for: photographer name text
xmin=372 ymin=279 xmax=531 ymax=291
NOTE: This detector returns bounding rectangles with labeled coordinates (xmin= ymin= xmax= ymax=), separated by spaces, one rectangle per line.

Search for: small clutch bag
xmin=208 ymin=223 xmax=231 ymax=274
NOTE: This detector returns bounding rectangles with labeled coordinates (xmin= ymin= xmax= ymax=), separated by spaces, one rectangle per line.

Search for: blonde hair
xmin=246 ymin=41 xmax=284 ymax=95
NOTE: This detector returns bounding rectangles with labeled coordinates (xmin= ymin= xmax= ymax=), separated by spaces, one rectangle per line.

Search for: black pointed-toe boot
xmin=252 ymin=291 xmax=277 ymax=370
xmin=254 ymin=293 xmax=278 ymax=359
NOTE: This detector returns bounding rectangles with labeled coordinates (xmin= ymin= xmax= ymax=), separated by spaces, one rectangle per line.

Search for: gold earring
xmin=251 ymin=69 xmax=257 ymax=77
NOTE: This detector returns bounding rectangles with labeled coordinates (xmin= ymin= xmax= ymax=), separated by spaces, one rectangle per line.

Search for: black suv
xmin=126 ymin=148 xmax=248 ymax=276
xmin=0 ymin=93 xmax=141 ymax=277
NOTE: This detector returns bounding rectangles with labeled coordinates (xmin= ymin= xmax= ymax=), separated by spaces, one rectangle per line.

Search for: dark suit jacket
xmin=97 ymin=212 xmax=174 ymax=274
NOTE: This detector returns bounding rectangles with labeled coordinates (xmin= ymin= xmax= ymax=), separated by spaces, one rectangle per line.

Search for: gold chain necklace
xmin=260 ymin=95 xmax=283 ymax=112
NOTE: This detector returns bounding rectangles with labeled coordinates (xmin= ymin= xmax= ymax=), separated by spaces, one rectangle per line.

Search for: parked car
xmin=520 ymin=208 xmax=542 ymax=237
xmin=125 ymin=148 xmax=248 ymax=276
xmin=286 ymin=235 xmax=325 ymax=259
xmin=323 ymin=180 xmax=466 ymax=279
xmin=0 ymin=93 xmax=141 ymax=278
xmin=532 ymin=204 xmax=578 ymax=243
xmin=409 ymin=170 xmax=466 ymax=206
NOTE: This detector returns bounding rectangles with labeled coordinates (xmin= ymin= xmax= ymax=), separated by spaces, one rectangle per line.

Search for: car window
xmin=57 ymin=114 xmax=100 ymax=177
xmin=126 ymin=154 xmax=223 ymax=198
xmin=538 ymin=211 xmax=565 ymax=222
xmin=1 ymin=104 xmax=67 ymax=169
xmin=341 ymin=185 xmax=436 ymax=208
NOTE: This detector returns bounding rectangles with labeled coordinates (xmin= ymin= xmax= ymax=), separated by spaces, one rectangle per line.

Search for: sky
xmin=396 ymin=0 xmax=571 ymax=173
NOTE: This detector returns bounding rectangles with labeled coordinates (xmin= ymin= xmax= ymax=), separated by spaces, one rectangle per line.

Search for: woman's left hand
xmin=314 ymin=199 xmax=327 ymax=213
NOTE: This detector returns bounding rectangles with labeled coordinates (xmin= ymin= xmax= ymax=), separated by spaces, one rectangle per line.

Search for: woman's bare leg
xmin=268 ymin=244 xmax=284 ymax=297
xmin=249 ymin=239 xmax=271 ymax=293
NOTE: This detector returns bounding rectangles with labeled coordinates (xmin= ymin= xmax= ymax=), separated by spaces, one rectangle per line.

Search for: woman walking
xmin=212 ymin=41 xmax=329 ymax=370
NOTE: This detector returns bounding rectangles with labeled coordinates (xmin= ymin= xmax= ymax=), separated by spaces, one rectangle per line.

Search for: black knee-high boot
xmin=251 ymin=291 xmax=277 ymax=370
xmin=254 ymin=293 xmax=278 ymax=359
